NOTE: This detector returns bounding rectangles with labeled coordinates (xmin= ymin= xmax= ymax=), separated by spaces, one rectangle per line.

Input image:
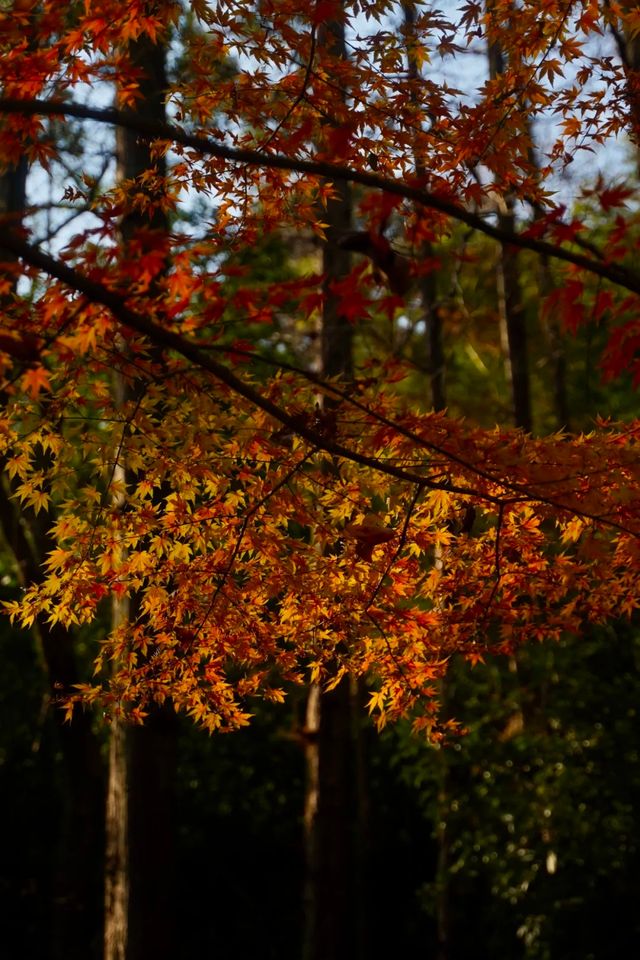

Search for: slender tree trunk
xmin=305 ymin=676 xmax=370 ymax=960
xmin=304 ymin=14 xmax=369 ymax=960
xmin=303 ymin=684 xmax=321 ymax=956
xmin=494 ymin=220 xmax=531 ymax=431
xmin=0 ymin=155 xmax=27 ymax=220
xmin=104 ymin=704 xmax=129 ymax=960
xmin=0 ymin=154 xmax=104 ymax=959
xmin=420 ymin=267 xmax=446 ymax=411
xmin=537 ymin=247 xmax=571 ymax=430
xmin=104 ymin=31 xmax=177 ymax=960
xmin=403 ymin=1 xmax=446 ymax=412
xmin=104 ymin=352 xmax=131 ymax=960
xmin=320 ymin=184 xmax=353 ymax=377
xmin=399 ymin=11 xmax=452 ymax=958
xmin=304 ymin=680 xmax=361 ymax=960
xmin=607 ymin=0 xmax=640 ymax=174
xmin=127 ymin=711 xmax=177 ymax=959
xmin=304 ymin=197 xmax=366 ymax=958
xmin=521 ymin=131 xmax=571 ymax=429
xmin=487 ymin=10 xmax=532 ymax=433
xmin=485 ymin=13 xmax=528 ymax=711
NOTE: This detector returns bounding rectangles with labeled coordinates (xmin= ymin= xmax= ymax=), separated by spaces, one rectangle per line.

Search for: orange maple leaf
xmin=21 ymin=365 xmax=50 ymax=398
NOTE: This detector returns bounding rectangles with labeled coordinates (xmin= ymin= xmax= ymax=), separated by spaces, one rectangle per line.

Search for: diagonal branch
xmin=0 ymin=230 xmax=470 ymax=495
xmin=0 ymin=97 xmax=639 ymax=295
xmin=3 ymin=233 xmax=640 ymax=539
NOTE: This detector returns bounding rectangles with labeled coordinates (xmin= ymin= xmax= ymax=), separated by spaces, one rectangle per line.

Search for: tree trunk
xmin=104 ymin=32 xmax=178 ymax=960
xmin=487 ymin=11 xmax=532 ymax=433
xmin=607 ymin=0 xmax=640 ymax=173
xmin=403 ymin=1 xmax=446 ymax=413
xmin=127 ymin=709 xmax=177 ymax=959
xmin=304 ymin=220 xmax=367 ymax=953
xmin=304 ymin=14 xmax=369 ymax=960
xmin=0 ymin=153 xmax=105 ymax=959
xmin=320 ymin=181 xmax=353 ymax=378
xmin=399 ymin=11 xmax=452 ymax=957
xmin=104 ymin=711 xmax=129 ymax=960
xmin=304 ymin=680 xmax=367 ymax=960
xmin=104 ymin=351 xmax=131 ymax=960
xmin=537 ymin=247 xmax=571 ymax=430
xmin=494 ymin=221 xmax=531 ymax=431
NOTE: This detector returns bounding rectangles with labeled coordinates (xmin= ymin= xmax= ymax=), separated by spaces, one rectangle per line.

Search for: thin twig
xmin=192 ymin=447 xmax=318 ymax=639
xmin=258 ymin=26 xmax=316 ymax=151
xmin=365 ymin=484 xmax=423 ymax=612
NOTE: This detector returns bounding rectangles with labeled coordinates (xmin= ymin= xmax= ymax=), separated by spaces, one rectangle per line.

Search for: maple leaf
xmin=3 ymin=0 xmax=640 ymax=742
xmin=322 ymin=124 xmax=351 ymax=161
xmin=598 ymin=183 xmax=634 ymax=212
xmin=21 ymin=365 xmax=50 ymax=398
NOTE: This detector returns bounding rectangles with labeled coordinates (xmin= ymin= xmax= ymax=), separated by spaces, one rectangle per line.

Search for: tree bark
xmin=104 ymin=30 xmax=178 ymax=960
xmin=487 ymin=8 xmax=532 ymax=433
xmin=607 ymin=0 xmax=640 ymax=173
xmin=304 ymin=680 xmax=365 ymax=960
xmin=495 ymin=223 xmax=531 ymax=431
xmin=304 ymin=13 xmax=369 ymax=960
xmin=104 ymin=707 xmax=129 ymax=960
xmin=537 ymin=246 xmax=571 ymax=430
xmin=403 ymin=1 xmax=446 ymax=412
xmin=127 ymin=709 xmax=177 ymax=959
xmin=400 ymin=11 xmax=451 ymax=957
xmin=320 ymin=179 xmax=353 ymax=378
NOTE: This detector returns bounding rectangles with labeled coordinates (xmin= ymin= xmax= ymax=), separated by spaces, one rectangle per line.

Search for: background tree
xmin=302 ymin=9 xmax=367 ymax=958
xmin=4 ymin=3 xmax=640 ymax=958
xmin=104 ymin=23 xmax=178 ymax=960
xmin=0 ymin=4 xmax=105 ymax=957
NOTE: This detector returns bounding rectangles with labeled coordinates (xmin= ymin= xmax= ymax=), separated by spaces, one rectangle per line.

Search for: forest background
xmin=2 ymin=1 xmax=640 ymax=959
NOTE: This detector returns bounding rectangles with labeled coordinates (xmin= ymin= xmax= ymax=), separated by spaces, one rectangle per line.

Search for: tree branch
xmin=0 ymin=230 xmax=472 ymax=495
xmin=1 ymin=97 xmax=639 ymax=295
xmin=3 ymin=232 xmax=639 ymax=539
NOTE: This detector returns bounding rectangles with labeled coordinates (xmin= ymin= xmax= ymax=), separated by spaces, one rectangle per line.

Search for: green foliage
xmin=386 ymin=621 xmax=640 ymax=959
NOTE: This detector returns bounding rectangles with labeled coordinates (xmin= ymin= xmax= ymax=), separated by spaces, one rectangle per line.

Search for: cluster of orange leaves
xmin=4 ymin=329 xmax=640 ymax=733
xmin=1 ymin=0 xmax=640 ymax=733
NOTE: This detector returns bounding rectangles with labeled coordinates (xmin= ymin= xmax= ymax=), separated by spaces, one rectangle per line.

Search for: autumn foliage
xmin=2 ymin=0 xmax=640 ymax=735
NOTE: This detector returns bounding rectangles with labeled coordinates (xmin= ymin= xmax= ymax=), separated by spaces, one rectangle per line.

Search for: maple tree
xmin=2 ymin=0 xmax=640 ymax=740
